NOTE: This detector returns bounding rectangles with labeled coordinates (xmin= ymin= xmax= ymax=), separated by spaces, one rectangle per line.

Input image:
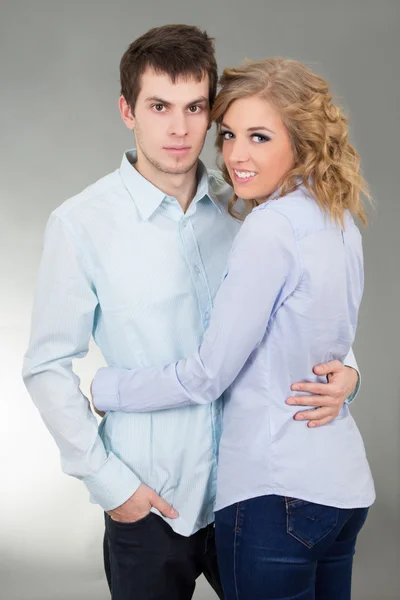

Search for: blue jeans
xmin=215 ymin=495 xmax=369 ymax=600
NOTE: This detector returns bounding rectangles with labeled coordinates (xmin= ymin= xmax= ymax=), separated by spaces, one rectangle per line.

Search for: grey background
xmin=1 ymin=0 xmax=398 ymax=598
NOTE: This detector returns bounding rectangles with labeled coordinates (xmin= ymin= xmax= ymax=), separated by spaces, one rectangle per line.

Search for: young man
xmin=23 ymin=25 xmax=360 ymax=600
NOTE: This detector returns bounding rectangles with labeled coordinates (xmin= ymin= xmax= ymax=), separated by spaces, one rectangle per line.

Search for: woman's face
xmin=220 ymin=95 xmax=295 ymax=201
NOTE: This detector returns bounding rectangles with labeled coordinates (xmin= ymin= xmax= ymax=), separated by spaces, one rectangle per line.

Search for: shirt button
xmin=194 ymin=265 xmax=200 ymax=275
xmin=204 ymin=312 xmax=210 ymax=320
xmin=182 ymin=220 xmax=187 ymax=228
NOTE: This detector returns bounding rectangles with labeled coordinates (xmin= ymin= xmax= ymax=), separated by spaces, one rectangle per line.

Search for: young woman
xmin=92 ymin=58 xmax=375 ymax=599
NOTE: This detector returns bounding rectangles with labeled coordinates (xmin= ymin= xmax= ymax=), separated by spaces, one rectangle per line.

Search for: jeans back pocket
xmin=284 ymin=497 xmax=340 ymax=549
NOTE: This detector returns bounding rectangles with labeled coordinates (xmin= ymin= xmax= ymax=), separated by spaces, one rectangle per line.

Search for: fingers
xmin=294 ymin=405 xmax=338 ymax=422
xmin=150 ymin=491 xmax=179 ymax=519
xmin=313 ymin=359 xmax=343 ymax=376
xmin=290 ymin=381 xmax=335 ymax=395
xmin=287 ymin=394 xmax=337 ymax=407
xmin=307 ymin=415 xmax=335 ymax=428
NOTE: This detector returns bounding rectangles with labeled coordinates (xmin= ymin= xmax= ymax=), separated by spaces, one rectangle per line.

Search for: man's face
xmin=122 ymin=67 xmax=211 ymax=177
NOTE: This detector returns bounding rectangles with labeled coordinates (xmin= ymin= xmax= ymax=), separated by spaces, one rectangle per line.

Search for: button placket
xmin=179 ymin=216 xmax=221 ymax=470
xmin=180 ymin=218 xmax=213 ymax=331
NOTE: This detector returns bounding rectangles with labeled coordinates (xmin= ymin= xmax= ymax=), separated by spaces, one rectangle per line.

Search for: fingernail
xmin=286 ymin=398 xmax=295 ymax=404
xmin=171 ymin=509 xmax=179 ymax=517
xmin=308 ymin=422 xmax=316 ymax=427
xmin=296 ymin=414 xmax=304 ymax=420
xmin=292 ymin=385 xmax=301 ymax=391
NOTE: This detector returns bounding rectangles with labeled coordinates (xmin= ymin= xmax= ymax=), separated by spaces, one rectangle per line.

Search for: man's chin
xmin=158 ymin=162 xmax=197 ymax=176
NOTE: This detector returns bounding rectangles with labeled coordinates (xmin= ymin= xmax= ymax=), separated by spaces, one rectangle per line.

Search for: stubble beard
xmin=142 ymin=149 xmax=198 ymax=175
xmin=135 ymin=127 xmax=204 ymax=176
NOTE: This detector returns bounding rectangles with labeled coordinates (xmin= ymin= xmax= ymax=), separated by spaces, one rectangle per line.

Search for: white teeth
xmin=234 ymin=170 xmax=256 ymax=179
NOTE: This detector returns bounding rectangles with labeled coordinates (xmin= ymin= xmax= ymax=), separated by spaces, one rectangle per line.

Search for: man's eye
xmin=154 ymin=104 xmax=165 ymax=112
xmin=188 ymin=105 xmax=201 ymax=113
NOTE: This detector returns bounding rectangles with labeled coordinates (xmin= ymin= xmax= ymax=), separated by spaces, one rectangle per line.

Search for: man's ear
xmin=119 ymin=95 xmax=135 ymax=131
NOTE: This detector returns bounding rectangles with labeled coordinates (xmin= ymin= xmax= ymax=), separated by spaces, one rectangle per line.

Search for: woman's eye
xmin=220 ymin=131 xmax=234 ymax=140
xmin=252 ymin=134 xmax=270 ymax=143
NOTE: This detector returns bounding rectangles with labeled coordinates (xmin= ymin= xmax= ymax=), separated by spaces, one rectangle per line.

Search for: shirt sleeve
xmin=22 ymin=214 xmax=141 ymax=510
xmin=343 ymin=347 xmax=361 ymax=403
xmin=92 ymin=207 xmax=301 ymax=413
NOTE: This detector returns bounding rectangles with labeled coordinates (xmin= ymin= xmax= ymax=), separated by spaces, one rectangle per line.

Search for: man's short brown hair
xmin=120 ymin=24 xmax=218 ymax=112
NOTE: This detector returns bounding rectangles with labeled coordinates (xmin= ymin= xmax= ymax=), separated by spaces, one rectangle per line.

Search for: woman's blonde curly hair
xmin=212 ymin=58 xmax=370 ymax=226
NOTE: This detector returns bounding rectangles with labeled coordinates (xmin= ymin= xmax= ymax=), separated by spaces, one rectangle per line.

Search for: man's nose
xmin=168 ymin=112 xmax=188 ymax=137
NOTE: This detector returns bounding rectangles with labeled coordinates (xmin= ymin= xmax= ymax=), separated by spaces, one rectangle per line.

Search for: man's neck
xmin=135 ymin=158 xmax=199 ymax=213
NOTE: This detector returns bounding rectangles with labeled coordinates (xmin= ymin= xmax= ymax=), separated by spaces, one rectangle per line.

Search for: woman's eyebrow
xmin=220 ymin=122 xmax=275 ymax=134
xmin=247 ymin=126 xmax=275 ymax=134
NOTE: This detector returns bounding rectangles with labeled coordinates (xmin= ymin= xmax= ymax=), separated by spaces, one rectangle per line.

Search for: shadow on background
xmin=0 ymin=554 xmax=218 ymax=600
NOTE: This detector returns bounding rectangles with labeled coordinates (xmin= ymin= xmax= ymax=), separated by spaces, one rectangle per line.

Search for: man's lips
xmin=163 ymin=147 xmax=191 ymax=155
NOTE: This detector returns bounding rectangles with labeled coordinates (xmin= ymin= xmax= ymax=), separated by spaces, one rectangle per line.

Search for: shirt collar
xmin=189 ymin=160 xmax=222 ymax=215
xmin=119 ymin=149 xmax=222 ymax=221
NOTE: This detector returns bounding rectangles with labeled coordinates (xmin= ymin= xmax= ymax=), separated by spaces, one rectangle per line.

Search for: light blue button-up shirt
xmin=23 ymin=150 xmax=242 ymax=536
xmin=93 ymin=187 xmax=375 ymax=512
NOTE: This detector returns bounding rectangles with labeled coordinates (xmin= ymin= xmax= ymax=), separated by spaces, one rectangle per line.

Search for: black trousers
xmin=104 ymin=512 xmax=224 ymax=600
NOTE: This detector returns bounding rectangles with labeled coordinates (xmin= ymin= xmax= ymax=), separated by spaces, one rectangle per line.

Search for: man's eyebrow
xmin=144 ymin=96 xmax=209 ymax=107
xmin=185 ymin=96 xmax=208 ymax=107
xmin=145 ymin=96 xmax=172 ymax=105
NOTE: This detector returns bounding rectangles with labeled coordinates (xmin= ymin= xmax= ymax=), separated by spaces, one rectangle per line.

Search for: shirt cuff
xmin=83 ymin=451 xmax=141 ymax=511
xmin=92 ymin=367 xmax=126 ymax=412
xmin=344 ymin=368 xmax=361 ymax=404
